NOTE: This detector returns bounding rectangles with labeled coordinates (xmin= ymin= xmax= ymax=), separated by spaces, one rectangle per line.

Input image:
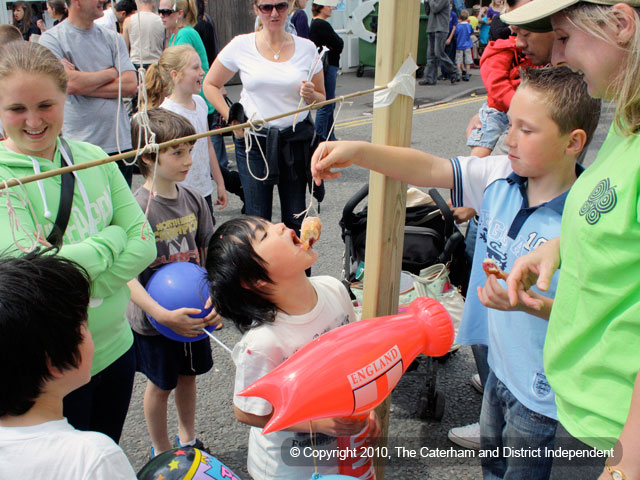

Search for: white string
xmin=125 ymin=15 xmax=159 ymax=239
xmin=124 ymin=9 xmax=157 ymax=168
xmin=294 ymin=97 xmax=348 ymax=221
xmin=243 ymin=114 xmax=270 ymax=182
xmin=202 ymin=327 xmax=233 ymax=355
xmin=0 ymin=179 xmax=47 ymax=253
xmin=1 ymin=82 xmax=407 ymax=193
xmin=114 ymin=3 xmax=123 ymax=156
xmin=292 ymin=46 xmax=329 ymax=130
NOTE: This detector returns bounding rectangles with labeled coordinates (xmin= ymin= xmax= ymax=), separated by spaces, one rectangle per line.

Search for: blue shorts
xmin=467 ymin=102 xmax=510 ymax=149
xmin=134 ymin=332 xmax=213 ymax=391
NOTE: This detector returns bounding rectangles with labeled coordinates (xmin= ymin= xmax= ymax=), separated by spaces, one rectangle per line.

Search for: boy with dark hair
xmin=0 ymin=250 xmax=136 ymax=479
xmin=312 ymin=66 xmax=601 ymax=480
xmin=128 ymin=108 xmax=219 ymax=457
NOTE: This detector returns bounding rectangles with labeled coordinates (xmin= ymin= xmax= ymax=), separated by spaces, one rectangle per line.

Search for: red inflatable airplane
xmin=238 ymin=297 xmax=454 ymax=434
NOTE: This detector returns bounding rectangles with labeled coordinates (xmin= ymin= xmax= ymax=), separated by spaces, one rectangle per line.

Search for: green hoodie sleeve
xmin=90 ymin=161 xmax=156 ymax=298
xmin=0 ymin=167 xmax=128 ymax=277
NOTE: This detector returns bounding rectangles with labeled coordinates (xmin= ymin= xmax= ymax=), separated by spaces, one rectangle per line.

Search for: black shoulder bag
xmin=46 ymin=138 xmax=76 ymax=247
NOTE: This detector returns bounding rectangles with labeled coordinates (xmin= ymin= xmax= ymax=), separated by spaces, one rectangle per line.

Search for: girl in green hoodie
xmin=0 ymin=41 xmax=156 ymax=442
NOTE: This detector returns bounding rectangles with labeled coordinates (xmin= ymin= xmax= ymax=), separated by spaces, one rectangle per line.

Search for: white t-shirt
xmin=233 ymin=276 xmax=355 ymax=480
xmin=161 ymin=96 xmax=214 ymax=197
xmin=127 ymin=11 xmax=165 ymax=66
xmin=94 ymin=8 xmax=118 ymax=32
xmin=0 ymin=419 xmax=136 ymax=479
xmin=216 ymin=32 xmax=322 ymax=129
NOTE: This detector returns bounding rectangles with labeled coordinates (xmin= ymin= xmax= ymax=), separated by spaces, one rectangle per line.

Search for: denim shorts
xmin=467 ymin=102 xmax=510 ymax=149
xmin=480 ymin=369 xmax=558 ymax=480
xmin=134 ymin=332 xmax=213 ymax=391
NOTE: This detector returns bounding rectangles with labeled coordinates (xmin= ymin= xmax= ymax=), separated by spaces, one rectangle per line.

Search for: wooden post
xmin=361 ymin=1 xmax=421 ymax=478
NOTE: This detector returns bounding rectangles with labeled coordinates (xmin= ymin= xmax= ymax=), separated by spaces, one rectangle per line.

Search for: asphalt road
xmin=121 ymin=69 xmax=611 ymax=479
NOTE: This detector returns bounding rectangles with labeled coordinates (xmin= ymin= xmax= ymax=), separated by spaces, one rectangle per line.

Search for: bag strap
xmin=46 ymin=138 xmax=76 ymax=247
xmin=428 ymin=188 xmax=455 ymax=239
xmin=427 ymin=188 xmax=465 ymax=265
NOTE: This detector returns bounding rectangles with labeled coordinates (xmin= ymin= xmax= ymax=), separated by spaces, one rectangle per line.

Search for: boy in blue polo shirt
xmin=311 ymin=67 xmax=601 ymax=480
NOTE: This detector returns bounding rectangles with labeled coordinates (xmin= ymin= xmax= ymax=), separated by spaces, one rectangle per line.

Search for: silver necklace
xmin=264 ymin=35 xmax=288 ymax=60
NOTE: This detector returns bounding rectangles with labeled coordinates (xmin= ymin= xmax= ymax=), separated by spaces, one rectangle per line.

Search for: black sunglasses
xmin=158 ymin=2 xmax=177 ymax=16
xmin=256 ymin=2 xmax=289 ymax=14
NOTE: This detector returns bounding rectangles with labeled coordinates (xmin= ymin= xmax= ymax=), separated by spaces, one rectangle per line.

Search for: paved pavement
xmin=121 ymin=66 xmax=611 ymax=479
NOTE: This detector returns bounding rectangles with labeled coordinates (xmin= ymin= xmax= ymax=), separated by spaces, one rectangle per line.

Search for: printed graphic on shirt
xmin=313 ymin=313 xmax=351 ymax=340
xmin=531 ymin=372 xmax=552 ymax=399
xmin=149 ymin=213 xmax=201 ymax=268
xmin=478 ymin=210 xmax=549 ymax=271
xmin=65 ymin=187 xmax=113 ymax=242
xmin=155 ymin=213 xmax=198 ymax=242
xmin=282 ymin=313 xmax=351 ymax=363
xmin=579 ymin=178 xmax=617 ymax=225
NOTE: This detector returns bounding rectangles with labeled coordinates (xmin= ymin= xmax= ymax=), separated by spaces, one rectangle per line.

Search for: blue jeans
xmin=233 ymin=135 xmax=307 ymax=233
xmin=211 ymin=134 xmax=229 ymax=169
xmin=316 ymin=64 xmax=338 ymax=141
xmin=480 ymin=370 xmax=558 ymax=480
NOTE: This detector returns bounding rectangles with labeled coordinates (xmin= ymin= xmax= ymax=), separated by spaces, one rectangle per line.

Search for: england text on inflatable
xmin=239 ymin=297 xmax=453 ymax=434
xmin=137 ymin=447 xmax=242 ymax=479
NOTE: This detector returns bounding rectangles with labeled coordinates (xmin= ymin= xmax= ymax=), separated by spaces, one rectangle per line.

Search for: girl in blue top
xmin=159 ymin=0 xmax=213 ymax=115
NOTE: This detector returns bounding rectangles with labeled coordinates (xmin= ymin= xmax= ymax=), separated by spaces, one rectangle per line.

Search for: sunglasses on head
xmin=257 ymin=2 xmax=289 ymax=14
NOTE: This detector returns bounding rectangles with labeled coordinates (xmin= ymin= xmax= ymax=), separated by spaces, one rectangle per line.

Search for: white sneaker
xmin=471 ymin=373 xmax=484 ymax=394
xmin=448 ymin=422 xmax=481 ymax=450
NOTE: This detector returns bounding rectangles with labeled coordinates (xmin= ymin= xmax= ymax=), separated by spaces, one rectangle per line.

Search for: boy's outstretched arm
xmin=311 ymin=140 xmax=455 ymax=190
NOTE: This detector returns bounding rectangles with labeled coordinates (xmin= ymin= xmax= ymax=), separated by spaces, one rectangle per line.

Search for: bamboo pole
xmin=0 ymin=85 xmax=387 ymax=191
xmin=361 ymin=1 xmax=421 ymax=479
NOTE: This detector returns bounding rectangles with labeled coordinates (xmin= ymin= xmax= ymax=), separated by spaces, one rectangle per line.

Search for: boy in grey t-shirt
xmin=126 ymin=109 xmax=219 ymax=455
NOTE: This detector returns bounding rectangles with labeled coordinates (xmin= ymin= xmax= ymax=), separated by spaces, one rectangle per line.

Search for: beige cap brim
xmin=502 ymin=0 xmax=640 ymax=25
xmin=501 ymin=0 xmax=580 ymax=25
xmin=313 ymin=0 xmax=339 ymax=6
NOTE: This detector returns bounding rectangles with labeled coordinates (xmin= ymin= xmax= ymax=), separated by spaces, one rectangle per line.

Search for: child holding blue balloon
xmin=127 ymin=108 xmax=220 ymax=457
xmin=206 ymin=216 xmax=378 ymax=480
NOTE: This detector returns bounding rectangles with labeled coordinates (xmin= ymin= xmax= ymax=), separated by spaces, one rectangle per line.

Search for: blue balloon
xmin=145 ymin=262 xmax=214 ymax=342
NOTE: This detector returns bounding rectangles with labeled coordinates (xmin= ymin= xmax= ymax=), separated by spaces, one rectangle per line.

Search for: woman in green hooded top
xmin=0 ymin=41 xmax=156 ymax=443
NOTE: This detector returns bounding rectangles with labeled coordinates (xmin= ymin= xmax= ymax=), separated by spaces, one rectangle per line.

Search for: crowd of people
xmin=0 ymin=0 xmax=639 ymax=480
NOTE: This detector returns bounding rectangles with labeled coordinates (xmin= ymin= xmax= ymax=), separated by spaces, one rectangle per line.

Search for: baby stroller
xmin=339 ymin=185 xmax=470 ymax=420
